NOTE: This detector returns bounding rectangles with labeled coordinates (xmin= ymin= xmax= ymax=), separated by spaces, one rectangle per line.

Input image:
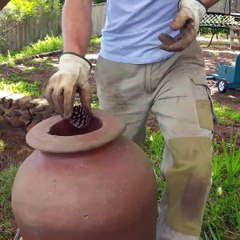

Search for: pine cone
xmin=70 ymin=106 xmax=92 ymax=129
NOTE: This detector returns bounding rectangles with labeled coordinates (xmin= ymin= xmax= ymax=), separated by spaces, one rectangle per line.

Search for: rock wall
xmin=0 ymin=91 xmax=55 ymax=128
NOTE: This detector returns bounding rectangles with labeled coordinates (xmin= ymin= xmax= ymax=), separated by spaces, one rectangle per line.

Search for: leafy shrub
xmin=0 ymin=0 xmax=60 ymax=52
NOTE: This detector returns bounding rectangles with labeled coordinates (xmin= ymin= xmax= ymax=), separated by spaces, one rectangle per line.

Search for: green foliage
xmin=0 ymin=140 xmax=5 ymax=152
xmin=144 ymin=128 xmax=165 ymax=200
xmin=90 ymin=37 xmax=101 ymax=44
xmin=237 ymin=211 xmax=240 ymax=232
xmin=6 ymin=0 xmax=60 ymax=19
xmin=0 ymin=0 xmax=61 ymax=52
xmin=0 ymin=165 xmax=18 ymax=240
xmin=220 ymin=131 xmax=240 ymax=183
xmin=0 ymin=35 xmax=62 ymax=64
xmin=213 ymin=100 xmax=240 ymax=125
xmin=199 ymin=27 xmax=230 ymax=36
xmin=15 ymin=35 xmax=62 ymax=59
xmin=0 ymin=35 xmax=100 ymax=64
xmin=0 ymin=76 xmax=44 ymax=96
xmin=202 ymin=133 xmax=240 ymax=240
xmin=90 ymin=93 xmax=100 ymax=109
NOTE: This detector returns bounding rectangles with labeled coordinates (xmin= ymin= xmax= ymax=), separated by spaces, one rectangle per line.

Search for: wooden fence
xmin=0 ymin=3 xmax=106 ymax=53
xmin=92 ymin=3 xmax=106 ymax=38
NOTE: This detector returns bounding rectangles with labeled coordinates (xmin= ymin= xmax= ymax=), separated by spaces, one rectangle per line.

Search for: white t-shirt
xmin=100 ymin=0 xmax=179 ymax=64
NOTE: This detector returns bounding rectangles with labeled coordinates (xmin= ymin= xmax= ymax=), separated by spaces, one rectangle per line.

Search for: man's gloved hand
xmin=159 ymin=0 xmax=206 ymax=52
xmin=45 ymin=53 xmax=92 ymax=119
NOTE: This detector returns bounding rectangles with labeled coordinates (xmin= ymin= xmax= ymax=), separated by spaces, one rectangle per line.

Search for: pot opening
xmin=48 ymin=116 xmax=103 ymax=136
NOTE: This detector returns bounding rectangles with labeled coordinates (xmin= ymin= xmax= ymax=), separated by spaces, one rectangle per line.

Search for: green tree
xmin=7 ymin=0 xmax=60 ymax=19
xmin=0 ymin=0 xmax=61 ymax=52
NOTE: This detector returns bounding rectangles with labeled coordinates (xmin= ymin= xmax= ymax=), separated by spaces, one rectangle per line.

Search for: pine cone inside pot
xmin=70 ymin=106 xmax=93 ymax=129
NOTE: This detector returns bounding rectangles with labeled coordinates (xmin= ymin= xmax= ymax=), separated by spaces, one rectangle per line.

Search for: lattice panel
xmin=200 ymin=14 xmax=238 ymax=28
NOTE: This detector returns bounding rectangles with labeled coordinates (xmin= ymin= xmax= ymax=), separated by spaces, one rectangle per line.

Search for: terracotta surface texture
xmin=12 ymin=110 xmax=158 ymax=240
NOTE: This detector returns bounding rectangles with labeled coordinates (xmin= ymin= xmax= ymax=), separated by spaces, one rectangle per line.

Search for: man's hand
xmin=45 ymin=53 xmax=92 ymax=119
xmin=159 ymin=0 xmax=206 ymax=52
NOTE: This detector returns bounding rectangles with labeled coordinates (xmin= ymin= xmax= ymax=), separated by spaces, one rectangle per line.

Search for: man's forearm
xmin=62 ymin=0 xmax=92 ymax=56
xmin=0 ymin=0 xmax=10 ymax=11
xmin=199 ymin=0 xmax=220 ymax=8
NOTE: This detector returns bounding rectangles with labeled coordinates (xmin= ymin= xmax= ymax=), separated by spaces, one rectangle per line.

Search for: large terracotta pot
xmin=12 ymin=110 xmax=157 ymax=240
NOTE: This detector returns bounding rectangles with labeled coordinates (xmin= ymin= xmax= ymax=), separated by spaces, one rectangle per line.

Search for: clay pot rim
xmin=26 ymin=110 xmax=125 ymax=153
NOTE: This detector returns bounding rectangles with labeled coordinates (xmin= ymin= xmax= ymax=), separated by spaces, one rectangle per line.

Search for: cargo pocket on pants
xmin=196 ymin=99 xmax=214 ymax=131
xmin=190 ymin=78 xmax=217 ymax=132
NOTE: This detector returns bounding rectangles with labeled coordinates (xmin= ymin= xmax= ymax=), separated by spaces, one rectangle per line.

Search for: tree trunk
xmin=0 ymin=0 xmax=10 ymax=11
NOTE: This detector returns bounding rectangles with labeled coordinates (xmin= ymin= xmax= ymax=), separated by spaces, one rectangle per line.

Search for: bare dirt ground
xmin=0 ymin=43 xmax=240 ymax=171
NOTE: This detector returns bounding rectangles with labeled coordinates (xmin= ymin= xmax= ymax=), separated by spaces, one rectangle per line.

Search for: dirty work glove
xmin=159 ymin=0 xmax=206 ymax=52
xmin=45 ymin=53 xmax=92 ymax=119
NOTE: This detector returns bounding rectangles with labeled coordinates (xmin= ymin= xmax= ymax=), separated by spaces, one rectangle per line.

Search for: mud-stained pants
xmin=95 ymin=40 xmax=214 ymax=240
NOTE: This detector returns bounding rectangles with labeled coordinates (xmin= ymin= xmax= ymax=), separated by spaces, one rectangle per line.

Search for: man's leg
xmin=152 ymin=41 xmax=214 ymax=240
xmin=95 ymin=56 xmax=152 ymax=146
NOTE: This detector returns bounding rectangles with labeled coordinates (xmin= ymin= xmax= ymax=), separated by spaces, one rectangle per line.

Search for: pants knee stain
xmin=166 ymin=137 xmax=212 ymax=235
xmin=181 ymin=176 xmax=209 ymax=220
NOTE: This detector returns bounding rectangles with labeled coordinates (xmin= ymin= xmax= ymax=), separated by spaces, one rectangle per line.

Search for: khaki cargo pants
xmin=95 ymin=40 xmax=214 ymax=240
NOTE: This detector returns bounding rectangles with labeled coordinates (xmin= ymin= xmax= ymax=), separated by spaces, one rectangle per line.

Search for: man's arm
xmin=159 ymin=0 xmax=221 ymax=52
xmin=0 ymin=0 xmax=11 ymax=11
xmin=45 ymin=0 xmax=93 ymax=118
xmin=62 ymin=0 xmax=92 ymax=56
xmin=199 ymin=0 xmax=220 ymax=9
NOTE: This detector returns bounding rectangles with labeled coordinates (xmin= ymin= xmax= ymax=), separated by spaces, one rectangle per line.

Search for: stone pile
xmin=0 ymin=91 xmax=55 ymax=128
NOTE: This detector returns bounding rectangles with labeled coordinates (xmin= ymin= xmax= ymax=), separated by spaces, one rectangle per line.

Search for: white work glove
xmin=45 ymin=53 xmax=92 ymax=118
xmin=159 ymin=0 xmax=206 ymax=52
